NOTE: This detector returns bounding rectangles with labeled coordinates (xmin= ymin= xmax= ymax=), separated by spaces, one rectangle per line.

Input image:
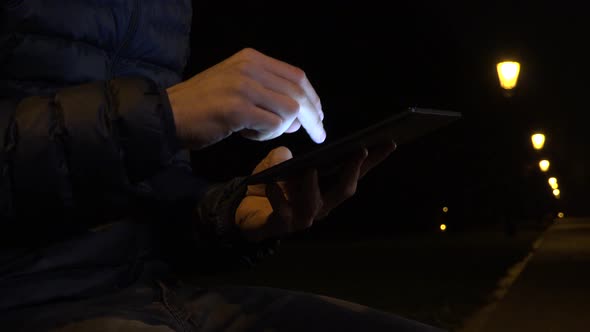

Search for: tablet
xmin=245 ymin=107 xmax=462 ymax=185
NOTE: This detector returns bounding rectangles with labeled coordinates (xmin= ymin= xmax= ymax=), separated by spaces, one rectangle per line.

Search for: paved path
xmin=461 ymin=217 xmax=590 ymax=332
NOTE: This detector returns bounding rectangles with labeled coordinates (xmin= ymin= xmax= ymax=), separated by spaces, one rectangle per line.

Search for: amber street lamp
xmin=531 ymin=133 xmax=545 ymax=150
xmin=548 ymin=177 xmax=559 ymax=190
xmin=497 ymin=61 xmax=521 ymax=97
xmin=539 ymin=160 xmax=550 ymax=172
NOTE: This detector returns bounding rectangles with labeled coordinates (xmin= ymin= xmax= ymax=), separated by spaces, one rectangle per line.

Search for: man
xmin=0 ymin=1 xmax=444 ymax=331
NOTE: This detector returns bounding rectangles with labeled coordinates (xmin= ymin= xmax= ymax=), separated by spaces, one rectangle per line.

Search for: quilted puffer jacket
xmin=0 ymin=0 xmax=196 ymax=234
xmin=0 ymin=0 xmax=276 ymax=311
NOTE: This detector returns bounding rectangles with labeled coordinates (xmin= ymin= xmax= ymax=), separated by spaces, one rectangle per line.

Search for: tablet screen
xmin=246 ymin=107 xmax=462 ymax=185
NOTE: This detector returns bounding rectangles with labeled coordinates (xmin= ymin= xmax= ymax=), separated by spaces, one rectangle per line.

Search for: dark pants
xmin=0 ymin=223 xmax=445 ymax=332
xmin=2 ymin=279 xmax=444 ymax=332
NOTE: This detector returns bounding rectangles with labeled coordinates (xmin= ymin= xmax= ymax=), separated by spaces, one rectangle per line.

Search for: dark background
xmin=185 ymin=0 xmax=589 ymax=236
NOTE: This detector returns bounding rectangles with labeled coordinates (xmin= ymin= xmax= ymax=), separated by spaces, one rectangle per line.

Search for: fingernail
xmin=317 ymin=128 xmax=327 ymax=143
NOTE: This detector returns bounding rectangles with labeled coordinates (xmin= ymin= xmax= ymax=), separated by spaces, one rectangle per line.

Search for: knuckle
xmin=343 ymin=184 xmax=357 ymax=198
xmin=227 ymin=96 xmax=248 ymax=112
xmin=234 ymin=60 xmax=253 ymax=76
xmin=284 ymin=99 xmax=300 ymax=116
xmin=314 ymin=199 xmax=325 ymax=214
xmin=295 ymin=217 xmax=314 ymax=231
xmin=291 ymin=67 xmax=306 ymax=84
xmin=292 ymin=87 xmax=308 ymax=104
xmin=315 ymin=113 xmax=324 ymax=126
xmin=239 ymin=47 xmax=259 ymax=59
xmin=300 ymin=207 xmax=319 ymax=225
xmin=311 ymin=95 xmax=322 ymax=108
xmin=232 ymin=79 xmax=253 ymax=96
xmin=289 ymin=84 xmax=306 ymax=100
xmin=307 ymin=198 xmax=323 ymax=216
xmin=233 ymin=58 xmax=261 ymax=79
xmin=269 ymin=114 xmax=284 ymax=129
xmin=304 ymin=217 xmax=315 ymax=229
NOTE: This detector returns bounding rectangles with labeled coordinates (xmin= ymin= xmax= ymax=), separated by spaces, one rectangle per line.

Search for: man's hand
xmin=166 ymin=48 xmax=325 ymax=150
xmin=235 ymin=141 xmax=396 ymax=242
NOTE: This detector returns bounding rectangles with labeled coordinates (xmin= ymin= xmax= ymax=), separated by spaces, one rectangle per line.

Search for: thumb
xmin=252 ymin=146 xmax=293 ymax=175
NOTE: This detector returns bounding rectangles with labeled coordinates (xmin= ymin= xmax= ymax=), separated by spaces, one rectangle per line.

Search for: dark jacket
xmin=1 ymin=0 xmax=195 ymax=235
xmin=0 ymin=0 xmax=275 ymax=312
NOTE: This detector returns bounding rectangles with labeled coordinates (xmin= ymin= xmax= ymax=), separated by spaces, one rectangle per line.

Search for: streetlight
xmin=548 ymin=177 xmax=558 ymax=189
xmin=539 ymin=160 xmax=550 ymax=172
xmin=495 ymin=60 xmax=521 ymax=235
xmin=531 ymin=133 xmax=545 ymax=150
xmin=497 ymin=61 xmax=521 ymax=93
xmin=553 ymin=188 xmax=561 ymax=197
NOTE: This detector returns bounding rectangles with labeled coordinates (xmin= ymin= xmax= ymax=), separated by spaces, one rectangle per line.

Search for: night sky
xmin=186 ymin=1 xmax=589 ymax=233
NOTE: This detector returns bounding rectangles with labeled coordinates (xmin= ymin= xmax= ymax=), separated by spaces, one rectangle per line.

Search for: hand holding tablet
xmin=246 ymin=107 xmax=462 ymax=185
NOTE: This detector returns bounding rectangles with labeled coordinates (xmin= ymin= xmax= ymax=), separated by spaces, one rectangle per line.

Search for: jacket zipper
xmin=109 ymin=0 xmax=140 ymax=80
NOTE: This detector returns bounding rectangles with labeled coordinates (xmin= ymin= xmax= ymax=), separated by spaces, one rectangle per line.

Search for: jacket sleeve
xmin=0 ymin=77 xmax=279 ymax=266
xmin=191 ymin=177 xmax=281 ymax=271
xmin=0 ymin=78 xmax=180 ymax=231
xmin=132 ymin=167 xmax=280 ymax=273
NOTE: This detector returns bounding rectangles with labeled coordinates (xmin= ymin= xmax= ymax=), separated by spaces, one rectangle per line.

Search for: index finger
xmin=255 ymin=51 xmax=322 ymax=109
xmin=256 ymin=51 xmax=326 ymax=143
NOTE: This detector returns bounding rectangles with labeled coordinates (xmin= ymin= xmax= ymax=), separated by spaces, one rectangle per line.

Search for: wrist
xmin=159 ymin=87 xmax=182 ymax=152
xmin=194 ymin=177 xmax=249 ymax=246
xmin=193 ymin=177 xmax=282 ymax=268
xmin=165 ymin=85 xmax=188 ymax=149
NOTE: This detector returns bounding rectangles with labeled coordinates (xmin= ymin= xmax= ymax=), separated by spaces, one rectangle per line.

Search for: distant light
xmin=548 ymin=177 xmax=558 ymax=186
xmin=558 ymin=212 xmax=565 ymax=218
xmin=531 ymin=133 xmax=546 ymax=150
xmin=553 ymin=188 xmax=561 ymax=197
xmin=550 ymin=182 xmax=559 ymax=190
xmin=497 ymin=61 xmax=521 ymax=90
xmin=440 ymin=224 xmax=447 ymax=231
xmin=539 ymin=160 xmax=550 ymax=172
xmin=442 ymin=206 xmax=449 ymax=213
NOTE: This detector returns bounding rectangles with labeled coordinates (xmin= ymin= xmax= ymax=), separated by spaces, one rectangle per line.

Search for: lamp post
xmin=495 ymin=60 xmax=521 ymax=236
